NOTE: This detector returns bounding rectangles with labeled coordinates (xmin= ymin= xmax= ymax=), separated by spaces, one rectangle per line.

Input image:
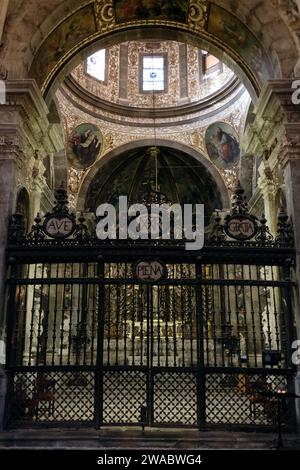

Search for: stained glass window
xmin=142 ymin=55 xmax=165 ymax=92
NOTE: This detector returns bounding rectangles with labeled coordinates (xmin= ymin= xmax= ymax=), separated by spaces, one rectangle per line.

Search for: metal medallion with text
xmin=133 ymin=259 xmax=167 ymax=282
xmin=44 ymin=215 xmax=75 ymax=239
xmin=225 ymin=215 xmax=257 ymax=241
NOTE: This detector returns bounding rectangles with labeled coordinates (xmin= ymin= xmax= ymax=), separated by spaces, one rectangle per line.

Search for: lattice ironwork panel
xmin=102 ymin=370 xmax=147 ymax=424
xmin=9 ymin=371 xmax=95 ymax=426
xmin=153 ymin=372 xmax=198 ymax=425
xmin=205 ymin=372 xmax=288 ymax=426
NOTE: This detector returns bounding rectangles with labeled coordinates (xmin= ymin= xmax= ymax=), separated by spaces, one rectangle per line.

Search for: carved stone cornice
xmin=3 ymin=80 xmax=64 ymax=155
xmin=0 ymin=123 xmax=23 ymax=160
xmin=244 ymin=80 xmax=300 ymax=167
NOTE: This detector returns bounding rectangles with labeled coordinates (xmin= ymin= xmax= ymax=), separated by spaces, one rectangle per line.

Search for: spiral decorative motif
xmin=94 ymin=0 xmax=116 ymax=32
xmin=188 ymin=0 xmax=209 ymax=31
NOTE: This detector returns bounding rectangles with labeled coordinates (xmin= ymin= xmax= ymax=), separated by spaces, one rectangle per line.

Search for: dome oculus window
xmin=141 ymin=54 xmax=167 ymax=92
xmin=86 ymin=49 xmax=107 ymax=83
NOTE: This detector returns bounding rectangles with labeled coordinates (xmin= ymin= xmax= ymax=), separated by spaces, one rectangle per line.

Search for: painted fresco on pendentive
xmin=68 ymin=124 xmax=102 ymax=170
xmin=114 ymin=0 xmax=188 ymax=24
xmin=207 ymin=4 xmax=273 ymax=83
xmin=30 ymin=5 xmax=97 ymax=86
xmin=205 ymin=122 xmax=240 ymax=169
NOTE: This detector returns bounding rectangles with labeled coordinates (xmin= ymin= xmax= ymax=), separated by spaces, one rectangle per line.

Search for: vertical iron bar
xmin=281 ymin=259 xmax=295 ymax=369
xmin=147 ymin=284 xmax=153 ymax=426
xmin=196 ymin=259 xmax=205 ymax=429
xmin=95 ymin=257 xmax=105 ymax=429
xmin=6 ymin=263 xmax=18 ymax=368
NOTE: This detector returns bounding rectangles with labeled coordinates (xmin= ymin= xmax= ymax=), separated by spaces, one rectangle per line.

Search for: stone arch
xmin=76 ymin=138 xmax=230 ymax=212
xmin=2 ymin=2 xmax=299 ymax=96
xmin=11 ymin=1 xmax=289 ymax=104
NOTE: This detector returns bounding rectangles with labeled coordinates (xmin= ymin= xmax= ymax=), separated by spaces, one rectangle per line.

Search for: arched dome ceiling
xmin=58 ymin=38 xmax=249 ymax=131
xmin=85 ymin=145 xmax=222 ymax=224
xmin=2 ymin=1 xmax=299 ymax=100
xmin=70 ymin=40 xmax=235 ymax=109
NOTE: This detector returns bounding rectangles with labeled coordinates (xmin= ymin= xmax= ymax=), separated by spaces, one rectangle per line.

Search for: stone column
xmin=0 ymin=127 xmax=21 ymax=430
xmin=243 ymin=80 xmax=300 ymax=429
xmin=258 ymin=171 xmax=278 ymax=234
xmin=0 ymin=80 xmax=64 ymax=429
xmin=0 ymin=130 xmax=21 ymax=332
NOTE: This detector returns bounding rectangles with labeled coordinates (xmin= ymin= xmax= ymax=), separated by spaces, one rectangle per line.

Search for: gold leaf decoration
xmin=188 ymin=0 xmax=209 ymax=31
xmin=94 ymin=0 xmax=116 ymax=32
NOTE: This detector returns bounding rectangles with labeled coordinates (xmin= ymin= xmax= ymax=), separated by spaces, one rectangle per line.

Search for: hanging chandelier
xmin=141 ymin=47 xmax=169 ymax=208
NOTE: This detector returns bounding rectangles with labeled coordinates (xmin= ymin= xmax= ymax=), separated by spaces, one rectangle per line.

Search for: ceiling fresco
xmin=28 ymin=0 xmax=276 ymax=97
xmin=114 ymin=0 xmax=189 ymax=24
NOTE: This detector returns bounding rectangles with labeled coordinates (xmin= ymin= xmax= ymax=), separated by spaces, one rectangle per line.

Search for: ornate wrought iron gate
xmin=4 ymin=188 xmax=297 ymax=430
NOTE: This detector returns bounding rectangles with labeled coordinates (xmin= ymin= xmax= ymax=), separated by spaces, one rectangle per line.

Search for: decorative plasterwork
xmin=72 ymin=41 xmax=234 ymax=109
xmin=218 ymin=165 xmax=239 ymax=195
xmin=58 ymin=83 xmax=249 ymax=205
xmin=68 ymin=167 xmax=86 ymax=209
xmin=94 ymin=0 xmax=116 ymax=32
xmin=188 ymin=0 xmax=209 ymax=32
xmin=27 ymin=0 xmax=277 ymax=98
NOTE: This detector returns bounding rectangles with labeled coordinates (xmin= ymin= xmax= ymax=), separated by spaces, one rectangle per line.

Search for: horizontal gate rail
xmin=6 ymin=278 xmax=296 ymax=288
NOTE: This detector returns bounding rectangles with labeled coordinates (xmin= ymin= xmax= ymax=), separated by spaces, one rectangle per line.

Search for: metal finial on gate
xmin=52 ymin=187 xmax=70 ymax=215
xmin=209 ymin=209 xmax=226 ymax=242
xmin=275 ymin=207 xmax=294 ymax=246
xmin=255 ymin=213 xmax=274 ymax=243
xmin=8 ymin=213 xmax=26 ymax=243
xmin=74 ymin=212 xmax=91 ymax=241
xmin=28 ymin=212 xmax=46 ymax=241
xmin=230 ymin=180 xmax=248 ymax=216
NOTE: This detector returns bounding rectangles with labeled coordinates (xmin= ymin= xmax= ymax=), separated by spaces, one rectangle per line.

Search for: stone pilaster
xmin=0 ymin=130 xmax=22 ymax=335
xmin=243 ymin=79 xmax=300 ymax=428
xmin=0 ymin=80 xmax=64 ymax=429
xmin=258 ymin=168 xmax=279 ymax=234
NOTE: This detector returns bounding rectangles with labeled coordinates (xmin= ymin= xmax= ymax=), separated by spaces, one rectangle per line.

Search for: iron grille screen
xmin=5 ymin=257 xmax=296 ymax=429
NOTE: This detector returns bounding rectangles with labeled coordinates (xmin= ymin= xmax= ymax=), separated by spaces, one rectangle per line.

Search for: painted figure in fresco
xmin=208 ymin=126 xmax=240 ymax=166
xmin=69 ymin=127 xmax=101 ymax=168
xmin=115 ymin=0 xmax=187 ymax=22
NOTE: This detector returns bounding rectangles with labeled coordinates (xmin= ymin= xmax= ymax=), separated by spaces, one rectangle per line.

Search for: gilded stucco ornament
xmin=94 ymin=0 xmax=116 ymax=32
xmin=188 ymin=0 xmax=209 ymax=31
xmin=68 ymin=167 xmax=86 ymax=209
xmin=218 ymin=165 xmax=239 ymax=194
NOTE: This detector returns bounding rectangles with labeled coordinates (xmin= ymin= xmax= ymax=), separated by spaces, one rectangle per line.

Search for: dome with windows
xmin=70 ymin=40 xmax=237 ymax=111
